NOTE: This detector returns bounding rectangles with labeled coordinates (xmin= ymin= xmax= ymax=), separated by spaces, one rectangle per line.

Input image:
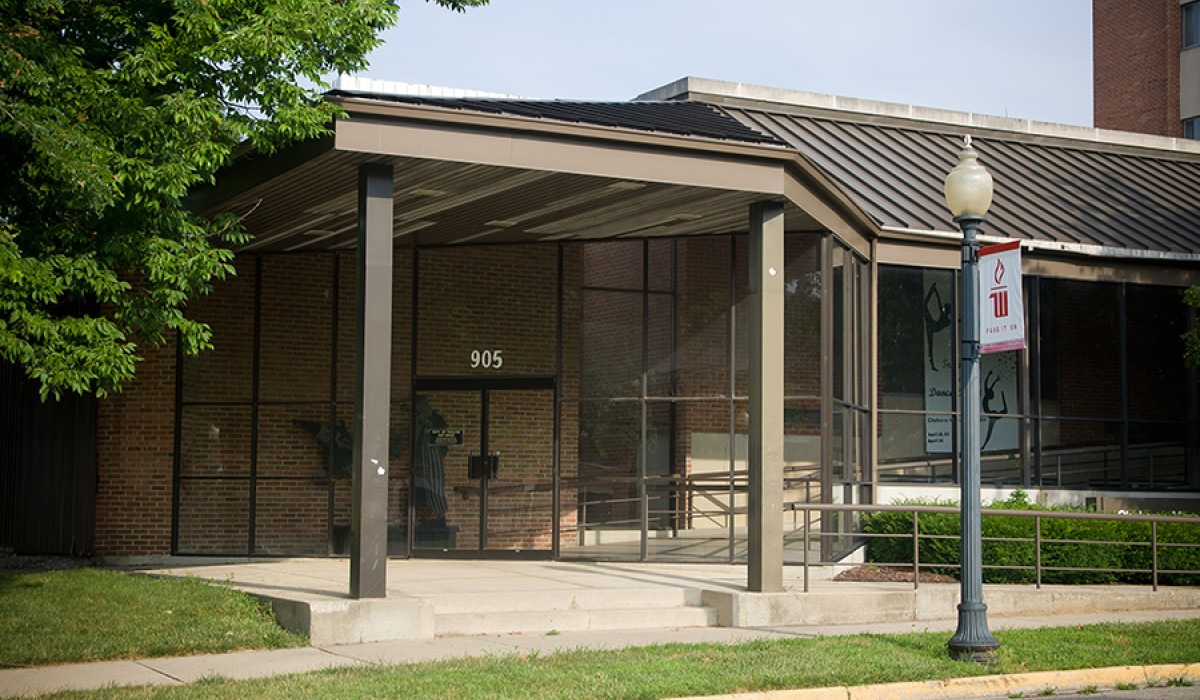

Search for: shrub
xmin=861 ymin=490 xmax=1200 ymax=585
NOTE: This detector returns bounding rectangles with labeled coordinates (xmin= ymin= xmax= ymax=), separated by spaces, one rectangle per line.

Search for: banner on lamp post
xmin=978 ymin=240 xmax=1025 ymax=354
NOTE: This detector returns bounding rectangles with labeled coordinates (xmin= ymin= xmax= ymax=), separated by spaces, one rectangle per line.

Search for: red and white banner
xmin=979 ymin=241 xmax=1026 ymax=354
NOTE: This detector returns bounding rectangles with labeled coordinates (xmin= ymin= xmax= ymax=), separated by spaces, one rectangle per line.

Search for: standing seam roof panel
xmin=719 ymin=104 xmax=1200 ymax=255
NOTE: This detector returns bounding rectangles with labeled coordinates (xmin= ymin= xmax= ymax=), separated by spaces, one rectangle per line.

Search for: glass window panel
xmin=176 ymin=479 xmax=249 ymax=554
xmin=1186 ymin=1 xmax=1200 ymax=48
xmin=878 ymin=265 xmax=956 ymax=411
xmin=832 ymin=250 xmax=845 ymax=401
xmin=877 ymin=411 xmax=955 ymax=483
xmin=856 ymin=255 xmax=871 ymax=407
xmin=668 ymin=399 xmax=739 ymax=562
xmin=979 ymin=418 xmax=1023 ymax=486
xmin=486 ymin=390 xmax=556 ymax=551
xmin=559 ymin=246 xmax=584 ymax=402
xmin=581 ymin=289 xmax=643 ymax=398
xmin=336 ymin=252 xmax=358 ymax=404
xmin=784 ymin=235 xmax=822 ymax=398
xmin=676 ymin=237 xmax=732 ymax=398
xmin=647 ymin=239 xmax=674 ymax=292
xmin=734 ymin=236 xmax=750 ymax=396
xmin=831 ymin=407 xmax=845 ymax=476
xmin=1126 ymin=285 xmax=1189 ymax=422
xmin=1128 ymin=421 xmax=1190 ymax=488
xmin=855 ymin=408 xmax=871 ymax=482
xmin=784 ymin=399 xmax=821 ymax=503
xmin=180 ymin=406 xmax=251 ymax=478
xmin=182 ymin=257 xmax=255 ymax=403
xmin=253 ymin=480 xmax=329 ymax=555
xmin=1039 ymin=418 xmax=1122 ymax=487
xmin=583 ymin=240 xmax=643 ymax=290
xmin=259 ymin=254 xmax=333 ymax=402
xmin=257 ymin=405 xmax=345 ymax=478
xmin=417 ymin=245 xmax=558 ymax=377
xmin=577 ymin=399 xmax=641 ymax=531
xmin=645 ymin=401 xmax=675 ymax=532
xmin=1038 ymin=279 xmax=1120 ymax=419
xmin=647 ymin=294 xmax=674 ymax=396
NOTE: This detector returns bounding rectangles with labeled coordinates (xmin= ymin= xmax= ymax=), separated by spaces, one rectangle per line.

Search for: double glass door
xmin=411 ymin=381 xmax=556 ymax=556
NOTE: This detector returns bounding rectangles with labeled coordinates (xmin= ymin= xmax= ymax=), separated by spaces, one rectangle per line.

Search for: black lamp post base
xmin=948 ymin=601 xmax=1000 ymax=663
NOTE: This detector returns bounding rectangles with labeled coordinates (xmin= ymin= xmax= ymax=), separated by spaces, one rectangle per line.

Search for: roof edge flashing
xmin=880 ymin=226 xmax=1200 ymax=264
xmin=328 ymin=94 xmax=796 ymax=157
xmin=642 ymin=77 xmax=1200 ymax=157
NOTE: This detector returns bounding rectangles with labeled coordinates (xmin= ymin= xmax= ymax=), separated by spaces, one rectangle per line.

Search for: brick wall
xmin=95 ymin=340 xmax=177 ymax=556
xmin=1094 ymin=0 xmax=1180 ymax=136
xmin=92 ymin=243 xmax=578 ymax=557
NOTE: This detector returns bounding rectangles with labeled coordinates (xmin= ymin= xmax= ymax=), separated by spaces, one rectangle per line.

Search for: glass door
xmin=411 ymin=382 xmax=556 ymax=556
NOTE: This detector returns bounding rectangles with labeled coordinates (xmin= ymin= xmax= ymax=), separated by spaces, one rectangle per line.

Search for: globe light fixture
xmin=943 ymin=135 xmax=1001 ymax=663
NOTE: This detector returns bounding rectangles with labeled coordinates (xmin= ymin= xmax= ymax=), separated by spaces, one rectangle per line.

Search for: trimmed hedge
xmin=862 ymin=490 xmax=1200 ymax=585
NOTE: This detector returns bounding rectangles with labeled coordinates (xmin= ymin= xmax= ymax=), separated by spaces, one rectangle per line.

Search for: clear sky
xmin=363 ymin=0 xmax=1094 ymax=127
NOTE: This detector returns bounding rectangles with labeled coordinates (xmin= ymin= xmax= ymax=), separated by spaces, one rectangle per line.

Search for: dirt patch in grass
xmin=833 ymin=565 xmax=958 ymax=584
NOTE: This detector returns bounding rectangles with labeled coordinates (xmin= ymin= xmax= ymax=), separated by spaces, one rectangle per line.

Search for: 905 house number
xmin=470 ymin=349 xmax=504 ymax=369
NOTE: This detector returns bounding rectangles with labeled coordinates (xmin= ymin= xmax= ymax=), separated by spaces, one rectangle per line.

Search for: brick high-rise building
xmin=1094 ymin=0 xmax=1200 ymax=137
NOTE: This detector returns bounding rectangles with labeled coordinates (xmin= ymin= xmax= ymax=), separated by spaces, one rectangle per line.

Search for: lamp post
xmin=943 ymin=135 xmax=1000 ymax=663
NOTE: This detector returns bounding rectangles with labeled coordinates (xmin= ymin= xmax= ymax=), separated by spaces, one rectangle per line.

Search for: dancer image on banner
xmin=981 ymin=370 xmax=1009 ymax=450
xmin=924 ymin=282 xmax=953 ymax=372
xmin=413 ymin=395 xmax=449 ymax=524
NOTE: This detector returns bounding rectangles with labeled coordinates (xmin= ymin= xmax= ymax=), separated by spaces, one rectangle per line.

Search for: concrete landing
xmin=127 ymin=558 xmax=1200 ymax=647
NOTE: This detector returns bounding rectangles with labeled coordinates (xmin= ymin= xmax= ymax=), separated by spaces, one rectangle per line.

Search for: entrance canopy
xmin=191 ymin=92 xmax=884 ymax=598
xmin=191 ymin=94 xmax=877 ymax=253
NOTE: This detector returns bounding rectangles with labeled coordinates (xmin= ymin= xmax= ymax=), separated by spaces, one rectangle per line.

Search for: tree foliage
xmin=1184 ymin=286 xmax=1200 ymax=368
xmin=0 ymin=0 xmax=485 ymax=398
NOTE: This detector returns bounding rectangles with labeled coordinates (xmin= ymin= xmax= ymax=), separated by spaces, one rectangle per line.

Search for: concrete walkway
xmin=3 ymin=559 xmax=1199 ymax=697
xmin=2 ymin=609 xmax=1198 ymax=697
xmin=113 ymin=558 xmax=1200 ymax=644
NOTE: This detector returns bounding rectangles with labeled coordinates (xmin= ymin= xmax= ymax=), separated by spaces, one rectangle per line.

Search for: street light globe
xmin=943 ymin=135 xmax=994 ymax=218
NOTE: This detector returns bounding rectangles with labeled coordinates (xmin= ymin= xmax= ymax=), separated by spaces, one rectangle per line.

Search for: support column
xmin=748 ymin=201 xmax=785 ymax=593
xmin=351 ymin=163 xmax=393 ymax=599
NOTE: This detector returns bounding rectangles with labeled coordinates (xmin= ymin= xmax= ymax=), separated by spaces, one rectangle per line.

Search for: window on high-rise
xmin=1185 ymin=1 xmax=1200 ymax=49
xmin=1185 ymin=117 xmax=1200 ymax=140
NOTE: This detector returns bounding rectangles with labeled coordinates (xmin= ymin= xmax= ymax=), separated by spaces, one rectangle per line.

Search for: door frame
xmin=410 ymin=376 xmax=557 ymax=559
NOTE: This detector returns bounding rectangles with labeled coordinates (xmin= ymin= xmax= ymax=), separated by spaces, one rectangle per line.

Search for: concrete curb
xmin=669 ymin=663 xmax=1200 ymax=700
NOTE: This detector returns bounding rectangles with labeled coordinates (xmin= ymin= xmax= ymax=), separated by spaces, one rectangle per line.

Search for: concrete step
xmin=435 ymin=605 xmax=718 ymax=636
xmin=429 ymin=586 xmax=717 ymax=636
xmin=429 ymin=587 xmax=702 ymax=615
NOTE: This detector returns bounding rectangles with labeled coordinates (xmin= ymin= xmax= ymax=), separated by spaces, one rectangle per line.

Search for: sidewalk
xmin=3 ymin=608 xmax=1199 ymax=698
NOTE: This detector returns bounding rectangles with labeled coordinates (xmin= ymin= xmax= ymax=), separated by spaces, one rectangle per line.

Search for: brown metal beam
xmin=747 ymin=201 xmax=785 ymax=593
xmin=351 ymin=163 xmax=394 ymax=599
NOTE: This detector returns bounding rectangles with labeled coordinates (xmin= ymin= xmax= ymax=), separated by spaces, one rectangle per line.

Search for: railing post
xmin=803 ymin=507 xmax=810 ymax=593
xmin=912 ymin=510 xmax=920 ymax=591
xmin=1035 ymin=515 xmax=1042 ymax=589
xmin=1151 ymin=520 xmax=1159 ymax=592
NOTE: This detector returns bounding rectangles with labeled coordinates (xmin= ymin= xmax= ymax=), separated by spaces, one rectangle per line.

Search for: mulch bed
xmin=0 ymin=548 xmax=92 ymax=573
xmin=833 ymin=564 xmax=958 ymax=584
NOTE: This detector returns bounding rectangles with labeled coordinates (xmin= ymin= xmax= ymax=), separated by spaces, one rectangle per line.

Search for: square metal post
xmin=351 ymin=163 xmax=393 ymax=599
xmin=748 ymin=201 xmax=785 ymax=593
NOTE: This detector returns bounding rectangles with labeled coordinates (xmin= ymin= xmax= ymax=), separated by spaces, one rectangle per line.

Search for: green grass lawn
xmin=0 ymin=568 xmax=306 ymax=667
xmin=32 ymin=618 xmax=1200 ymax=700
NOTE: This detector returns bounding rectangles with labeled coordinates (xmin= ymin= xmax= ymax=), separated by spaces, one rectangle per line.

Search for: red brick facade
xmin=1093 ymin=0 xmax=1181 ymax=136
xmin=95 ymin=341 xmax=177 ymax=556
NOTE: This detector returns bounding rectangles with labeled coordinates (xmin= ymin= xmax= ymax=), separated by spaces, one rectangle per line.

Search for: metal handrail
xmin=788 ymin=502 xmax=1200 ymax=593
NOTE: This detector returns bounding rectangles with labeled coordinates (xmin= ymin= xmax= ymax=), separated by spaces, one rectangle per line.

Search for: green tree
xmin=1184 ymin=287 xmax=1200 ymax=368
xmin=1 ymin=0 xmax=485 ymax=398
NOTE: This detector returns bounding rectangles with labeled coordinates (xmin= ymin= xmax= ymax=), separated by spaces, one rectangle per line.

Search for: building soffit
xmin=195 ymin=97 xmax=879 ymax=254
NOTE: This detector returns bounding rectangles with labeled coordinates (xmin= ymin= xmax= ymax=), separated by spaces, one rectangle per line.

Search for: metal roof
xmin=330 ymin=88 xmax=1200 ymax=257
xmin=724 ymin=107 xmax=1200 ymax=257
xmin=326 ymin=90 xmax=786 ymax=146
